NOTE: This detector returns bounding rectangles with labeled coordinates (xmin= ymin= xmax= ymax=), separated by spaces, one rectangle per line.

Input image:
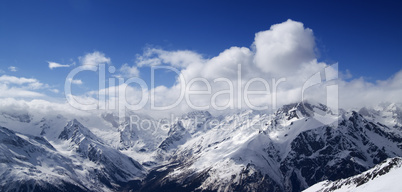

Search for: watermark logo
xmin=64 ymin=63 xmax=339 ymax=130
xmin=301 ymin=64 xmax=338 ymax=126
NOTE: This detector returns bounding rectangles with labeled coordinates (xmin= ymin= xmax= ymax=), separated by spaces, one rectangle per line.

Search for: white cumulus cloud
xmin=118 ymin=64 xmax=140 ymax=78
xmin=2 ymin=20 xmax=402 ymax=118
xmin=79 ymin=51 xmax=111 ymax=69
xmin=117 ymin=19 xmax=402 ymax=117
xmin=253 ymin=19 xmax=316 ymax=76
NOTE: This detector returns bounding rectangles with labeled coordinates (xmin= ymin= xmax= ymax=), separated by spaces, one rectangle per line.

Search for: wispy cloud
xmin=8 ymin=66 xmax=18 ymax=72
xmin=67 ymin=78 xmax=83 ymax=85
xmin=0 ymin=86 xmax=44 ymax=98
xmin=118 ymin=63 xmax=140 ymax=77
xmin=48 ymin=61 xmax=71 ymax=69
xmin=0 ymin=75 xmax=48 ymax=90
xmin=49 ymin=89 xmax=59 ymax=93
xmin=0 ymin=75 xmax=39 ymax=85
xmin=136 ymin=48 xmax=203 ymax=68
xmin=0 ymin=75 xmax=46 ymax=98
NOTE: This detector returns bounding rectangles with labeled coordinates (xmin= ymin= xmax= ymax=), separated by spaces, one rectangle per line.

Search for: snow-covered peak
xmin=356 ymin=103 xmax=402 ymax=130
xmin=303 ymin=157 xmax=402 ymax=192
xmin=0 ymin=126 xmax=90 ymax=191
xmin=275 ymin=102 xmax=333 ymax=119
xmin=58 ymin=119 xmax=100 ymax=143
xmin=1 ymin=102 xmax=402 ymax=191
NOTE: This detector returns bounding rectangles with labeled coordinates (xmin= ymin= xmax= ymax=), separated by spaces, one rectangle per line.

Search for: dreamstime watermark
xmin=64 ymin=63 xmax=338 ymax=129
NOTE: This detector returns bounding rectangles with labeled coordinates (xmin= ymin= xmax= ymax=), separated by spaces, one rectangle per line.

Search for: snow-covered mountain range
xmin=1 ymin=102 xmax=401 ymax=191
xmin=303 ymin=157 xmax=402 ymax=192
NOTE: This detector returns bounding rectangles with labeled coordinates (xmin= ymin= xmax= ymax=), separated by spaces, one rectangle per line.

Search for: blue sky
xmin=0 ymin=0 xmax=401 ymax=101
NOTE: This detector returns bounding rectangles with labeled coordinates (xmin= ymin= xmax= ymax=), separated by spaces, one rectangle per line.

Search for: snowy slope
xmin=56 ymin=119 xmax=146 ymax=190
xmin=0 ymin=126 xmax=89 ymax=192
xmin=1 ymin=102 xmax=402 ymax=191
xmin=139 ymin=102 xmax=402 ymax=192
xmin=303 ymin=157 xmax=402 ymax=192
xmin=0 ymin=119 xmax=147 ymax=192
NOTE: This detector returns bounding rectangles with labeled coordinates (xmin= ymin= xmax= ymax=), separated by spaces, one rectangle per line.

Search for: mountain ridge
xmin=0 ymin=102 xmax=401 ymax=191
xmin=303 ymin=157 xmax=402 ymax=192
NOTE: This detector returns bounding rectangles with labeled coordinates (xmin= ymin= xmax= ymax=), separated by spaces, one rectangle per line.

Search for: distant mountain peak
xmin=276 ymin=102 xmax=331 ymax=118
xmin=57 ymin=119 xmax=107 ymax=150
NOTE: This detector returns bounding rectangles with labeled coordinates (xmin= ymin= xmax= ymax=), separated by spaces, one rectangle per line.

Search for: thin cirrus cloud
xmin=8 ymin=66 xmax=18 ymax=72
